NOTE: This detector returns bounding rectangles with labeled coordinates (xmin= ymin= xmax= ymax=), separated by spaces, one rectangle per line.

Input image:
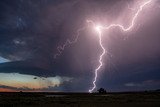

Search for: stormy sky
xmin=0 ymin=0 xmax=160 ymax=92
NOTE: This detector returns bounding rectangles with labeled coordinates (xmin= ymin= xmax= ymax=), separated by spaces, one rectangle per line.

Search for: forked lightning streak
xmin=89 ymin=0 xmax=152 ymax=93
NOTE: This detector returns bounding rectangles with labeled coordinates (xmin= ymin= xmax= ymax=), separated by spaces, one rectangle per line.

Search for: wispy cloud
xmin=0 ymin=73 xmax=72 ymax=91
xmin=124 ymin=79 xmax=160 ymax=87
xmin=0 ymin=57 xmax=10 ymax=64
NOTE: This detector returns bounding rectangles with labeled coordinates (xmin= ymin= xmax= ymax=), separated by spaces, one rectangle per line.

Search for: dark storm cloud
xmin=0 ymin=0 xmax=160 ymax=91
xmin=0 ymin=0 xmax=123 ymax=62
xmin=0 ymin=61 xmax=52 ymax=76
xmin=100 ymin=63 xmax=160 ymax=91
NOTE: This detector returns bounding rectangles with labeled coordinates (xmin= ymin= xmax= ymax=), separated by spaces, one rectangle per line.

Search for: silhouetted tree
xmin=97 ymin=88 xmax=107 ymax=94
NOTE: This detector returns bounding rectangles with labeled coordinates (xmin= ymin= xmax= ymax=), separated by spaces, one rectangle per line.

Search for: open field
xmin=0 ymin=92 xmax=160 ymax=107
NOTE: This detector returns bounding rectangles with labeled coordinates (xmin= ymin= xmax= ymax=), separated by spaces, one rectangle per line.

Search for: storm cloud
xmin=0 ymin=0 xmax=160 ymax=92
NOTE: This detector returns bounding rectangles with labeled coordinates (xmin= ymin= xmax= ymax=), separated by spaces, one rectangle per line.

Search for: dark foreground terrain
xmin=0 ymin=91 xmax=160 ymax=107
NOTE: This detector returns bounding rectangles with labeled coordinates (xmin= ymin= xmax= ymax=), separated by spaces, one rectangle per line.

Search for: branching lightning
xmin=54 ymin=26 xmax=86 ymax=59
xmin=53 ymin=0 xmax=154 ymax=93
xmin=88 ymin=0 xmax=153 ymax=93
xmin=88 ymin=25 xmax=106 ymax=93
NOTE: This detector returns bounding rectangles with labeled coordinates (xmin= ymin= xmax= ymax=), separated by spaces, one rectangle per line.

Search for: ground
xmin=0 ymin=92 xmax=160 ymax=107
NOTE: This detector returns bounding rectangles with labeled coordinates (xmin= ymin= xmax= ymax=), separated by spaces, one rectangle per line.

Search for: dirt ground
xmin=0 ymin=92 xmax=160 ymax=107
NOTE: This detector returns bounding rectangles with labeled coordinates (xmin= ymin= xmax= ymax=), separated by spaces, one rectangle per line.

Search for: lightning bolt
xmin=88 ymin=0 xmax=153 ymax=93
xmin=87 ymin=25 xmax=106 ymax=93
xmin=53 ymin=0 xmax=154 ymax=93
xmin=54 ymin=26 xmax=86 ymax=59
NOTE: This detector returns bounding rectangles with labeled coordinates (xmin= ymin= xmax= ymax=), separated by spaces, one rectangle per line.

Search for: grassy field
xmin=0 ymin=92 xmax=160 ymax=107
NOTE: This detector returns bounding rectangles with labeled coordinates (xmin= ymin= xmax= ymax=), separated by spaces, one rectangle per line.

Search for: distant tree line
xmin=97 ymin=88 xmax=107 ymax=94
